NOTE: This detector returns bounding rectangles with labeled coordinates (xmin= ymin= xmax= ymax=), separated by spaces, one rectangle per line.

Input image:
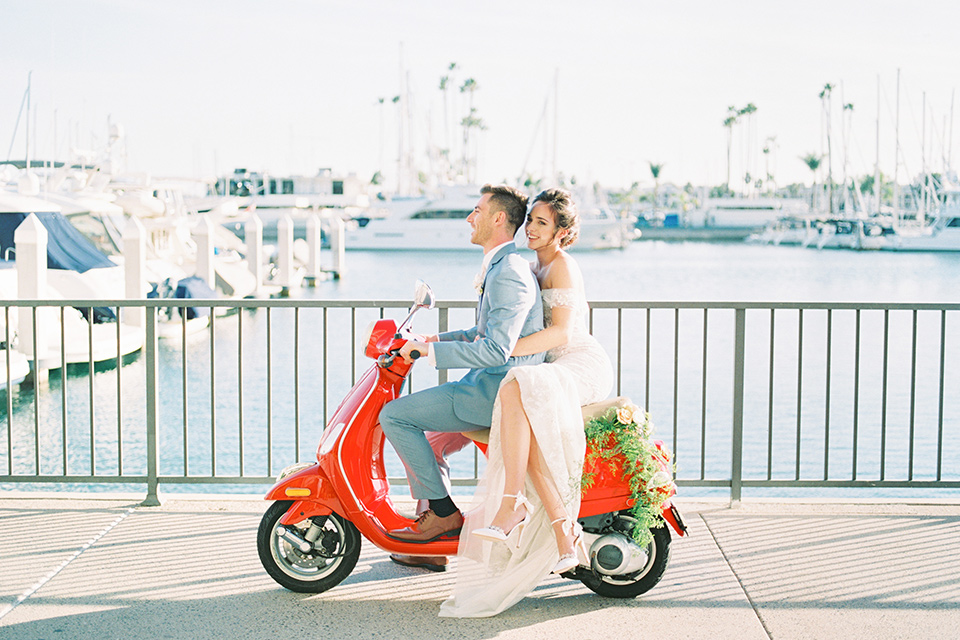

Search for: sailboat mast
xmin=397 ymin=43 xmax=406 ymax=195
xmin=950 ymin=89 xmax=955 ymax=172
xmin=921 ymin=91 xmax=927 ymax=225
xmin=552 ymin=69 xmax=559 ymax=184
xmin=25 ymin=71 xmax=31 ymax=172
xmin=894 ymin=69 xmax=900 ymax=227
xmin=875 ymin=75 xmax=881 ymax=215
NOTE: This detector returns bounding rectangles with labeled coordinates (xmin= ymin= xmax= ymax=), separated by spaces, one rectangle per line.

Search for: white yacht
xmin=0 ymin=262 xmax=30 ymax=390
xmin=694 ymin=197 xmax=809 ymax=229
xmin=880 ymin=184 xmax=960 ymax=252
xmin=748 ymin=215 xmax=821 ymax=246
xmin=0 ymin=190 xmax=144 ymax=368
xmin=346 ymin=185 xmax=633 ymax=251
xmin=0 ymin=345 xmax=30 ymax=391
xmin=646 ymin=196 xmax=810 ymax=242
xmin=805 ymin=181 xmax=960 ymax=252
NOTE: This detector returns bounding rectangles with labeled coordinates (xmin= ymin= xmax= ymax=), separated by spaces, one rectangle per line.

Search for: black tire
xmin=579 ymin=524 xmax=671 ymax=599
xmin=257 ymin=500 xmax=361 ymax=593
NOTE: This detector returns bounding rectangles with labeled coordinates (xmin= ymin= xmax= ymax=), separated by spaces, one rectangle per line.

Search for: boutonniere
xmin=473 ymin=271 xmax=484 ymax=296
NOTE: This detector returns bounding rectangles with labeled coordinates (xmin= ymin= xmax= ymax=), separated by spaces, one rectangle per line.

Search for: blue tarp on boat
xmin=0 ymin=210 xmax=115 ymax=273
xmin=174 ymin=276 xmax=216 ymax=319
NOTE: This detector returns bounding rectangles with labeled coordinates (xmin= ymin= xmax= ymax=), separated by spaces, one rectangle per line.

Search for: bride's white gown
xmin=439 ymin=287 xmax=613 ymax=618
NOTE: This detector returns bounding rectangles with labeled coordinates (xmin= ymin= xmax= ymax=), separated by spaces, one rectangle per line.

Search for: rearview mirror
xmin=413 ymin=280 xmax=435 ymax=311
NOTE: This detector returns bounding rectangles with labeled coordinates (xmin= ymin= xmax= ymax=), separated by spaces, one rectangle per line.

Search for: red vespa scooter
xmin=257 ymin=282 xmax=687 ymax=598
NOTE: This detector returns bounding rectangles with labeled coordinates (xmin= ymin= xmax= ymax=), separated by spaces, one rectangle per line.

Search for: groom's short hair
xmin=481 ymin=184 xmax=529 ymax=235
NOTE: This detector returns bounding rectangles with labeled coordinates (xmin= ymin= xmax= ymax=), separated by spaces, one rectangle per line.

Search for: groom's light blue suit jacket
xmin=432 ymin=242 xmax=545 ymax=428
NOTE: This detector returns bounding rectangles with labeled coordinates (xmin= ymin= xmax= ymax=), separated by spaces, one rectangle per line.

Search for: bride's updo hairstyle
xmin=532 ymin=188 xmax=580 ymax=248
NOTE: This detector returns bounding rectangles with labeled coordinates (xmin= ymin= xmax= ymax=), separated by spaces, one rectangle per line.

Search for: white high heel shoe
xmin=472 ymin=493 xmax=533 ymax=547
xmin=551 ymin=517 xmax=588 ymax=574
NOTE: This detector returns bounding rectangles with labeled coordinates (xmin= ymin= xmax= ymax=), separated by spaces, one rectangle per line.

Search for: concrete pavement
xmin=1 ymin=496 xmax=958 ymax=639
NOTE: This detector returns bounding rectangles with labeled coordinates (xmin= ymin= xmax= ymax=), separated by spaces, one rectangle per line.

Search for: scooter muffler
xmin=276 ymin=526 xmax=313 ymax=553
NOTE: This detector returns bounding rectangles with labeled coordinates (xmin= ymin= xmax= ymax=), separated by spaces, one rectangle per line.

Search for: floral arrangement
xmin=582 ymin=401 xmax=675 ymax=548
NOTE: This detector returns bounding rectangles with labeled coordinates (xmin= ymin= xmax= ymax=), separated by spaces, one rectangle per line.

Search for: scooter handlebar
xmin=378 ymin=347 xmax=420 ymax=369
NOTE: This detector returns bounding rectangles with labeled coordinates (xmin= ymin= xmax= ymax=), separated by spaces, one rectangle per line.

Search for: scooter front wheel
xmin=257 ymin=500 xmax=361 ymax=593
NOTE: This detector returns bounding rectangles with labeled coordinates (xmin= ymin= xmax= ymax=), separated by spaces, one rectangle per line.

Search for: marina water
xmin=3 ymin=241 xmax=959 ymax=499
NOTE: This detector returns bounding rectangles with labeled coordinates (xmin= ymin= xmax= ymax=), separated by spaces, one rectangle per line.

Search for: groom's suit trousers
xmin=380 ymin=383 xmax=485 ymax=500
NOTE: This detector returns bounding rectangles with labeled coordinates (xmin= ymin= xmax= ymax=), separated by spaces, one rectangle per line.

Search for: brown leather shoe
xmin=389 ymin=553 xmax=448 ymax=572
xmin=388 ymin=509 xmax=463 ymax=543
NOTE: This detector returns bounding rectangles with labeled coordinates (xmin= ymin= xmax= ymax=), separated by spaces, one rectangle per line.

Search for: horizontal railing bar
xmin=10 ymin=475 xmax=957 ymax=490
xmin=0 ymin=299 xmax=476 ymax=310
xmin=3 ymin=299 xmax=960 ymax=312
xmin=0 ymin=475 xmax=151 ymax=483
xmin=738 ymin=480 xmax=960 ymax=488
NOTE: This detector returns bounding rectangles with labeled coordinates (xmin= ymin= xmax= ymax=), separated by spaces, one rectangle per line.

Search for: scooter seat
xmin=461 ymin=396 xmax=632 ymax=445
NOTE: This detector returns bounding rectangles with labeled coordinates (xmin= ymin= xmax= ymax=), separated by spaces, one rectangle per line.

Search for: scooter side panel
xmin=324 ymin=369 xmax=398 ymax=515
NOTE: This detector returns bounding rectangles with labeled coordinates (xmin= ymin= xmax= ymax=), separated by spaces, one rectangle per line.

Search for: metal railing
xmin=2 ymin=298 xmax=959 ymax=504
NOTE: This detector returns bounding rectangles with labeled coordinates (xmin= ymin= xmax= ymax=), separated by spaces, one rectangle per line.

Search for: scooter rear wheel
xmin=578 ymin=523 xmax=671 ymax=598
xmin=258 ymin=500 xmax=361 ymax=593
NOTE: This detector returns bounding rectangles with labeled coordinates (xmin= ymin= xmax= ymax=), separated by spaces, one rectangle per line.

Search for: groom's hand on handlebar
xmin=399 ymin=340 xmax=429 ymax=364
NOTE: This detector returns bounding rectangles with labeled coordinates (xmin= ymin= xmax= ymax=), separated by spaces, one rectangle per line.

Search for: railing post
xmin=245 ymin=213 xmax=264 ymax=297
xmin=15 ymin=213 xmax=48 ymax=384
xmin=123 ymin=217 xmax=146 ymax=328
xmin=277 ymin=213 xmax=296 ymax=296
xmin=304 ymin=212 xmax=323 ymax=286
xmin=731 ymin=307 xmax=746 ymax=506
xmin=194 ymin=215 xmax=215 ymax=289
xmin=438 ymin=307 xmax=449 ymax=384
xmin=330 ymin=217 xmax=346 ymax=278
xmin=142 ymin=305 xmax=161 ymax=506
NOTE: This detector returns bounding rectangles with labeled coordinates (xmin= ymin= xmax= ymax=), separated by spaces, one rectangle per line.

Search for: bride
xmin=439 ymin=188 xmax=613 ymax=618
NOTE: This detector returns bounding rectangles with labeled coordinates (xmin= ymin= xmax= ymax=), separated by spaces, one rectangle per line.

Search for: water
xmin=316 ymin=241 xmax=960 ymax=303
xmin=3 ymin=241 xmax=960 ymax=499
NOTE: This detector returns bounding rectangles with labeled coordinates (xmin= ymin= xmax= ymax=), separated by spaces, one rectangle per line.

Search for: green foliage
xmin=710 ymin=184 xmax=734 ymax=198
xmin=801 ymin=153 xmax=822 ymax=172
xmin=582 ymin=404 xmax=674 ymax=548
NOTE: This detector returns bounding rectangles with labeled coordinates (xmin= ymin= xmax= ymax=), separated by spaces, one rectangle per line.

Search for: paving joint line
xmin=0 ymin=507 xmax=135 ymax=623
xmin=701 ymin=512 xmax=774 ymax=640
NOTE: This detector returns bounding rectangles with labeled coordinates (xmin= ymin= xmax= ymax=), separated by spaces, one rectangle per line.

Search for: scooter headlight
xmin=363 ymin=318 xmax=399 ymax=359
xmin=360 ymin=320 xmax=376 ymax=354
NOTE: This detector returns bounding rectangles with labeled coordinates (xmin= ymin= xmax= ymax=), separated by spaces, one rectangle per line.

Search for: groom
xmin=380 ymin=183 xmax=544 ymax=545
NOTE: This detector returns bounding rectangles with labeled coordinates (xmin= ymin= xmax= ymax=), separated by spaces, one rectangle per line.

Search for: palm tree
xmin=376 ymin=97 xmax=386 ymax=180
xmin=722 ymin=106 xmax=739 ymax=192
xmin=738 ymin=103 xmax=758 ymax=195
xmin=460 ymin=78 xmax=479 ymax=176
xmin=439 ymin=62 xmax=458 ymax=176
xmin=801 ymin=152 xmax=822 ymax=210
xmin=439 ymin=76 xmax=450 ymax=161
xmin=819 ymin=83 xmax=835 ymax=212
xmin=649 ymin=162 xmax=664 ymax=212
xmin=840 ymin=102 xmax=856 ymax=211
xmin=762 ymin=136 xmax=777 ymax=193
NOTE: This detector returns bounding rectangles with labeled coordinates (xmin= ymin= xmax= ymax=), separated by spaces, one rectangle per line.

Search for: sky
xmin=2 ymin=0 xmax=959 ymax=192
